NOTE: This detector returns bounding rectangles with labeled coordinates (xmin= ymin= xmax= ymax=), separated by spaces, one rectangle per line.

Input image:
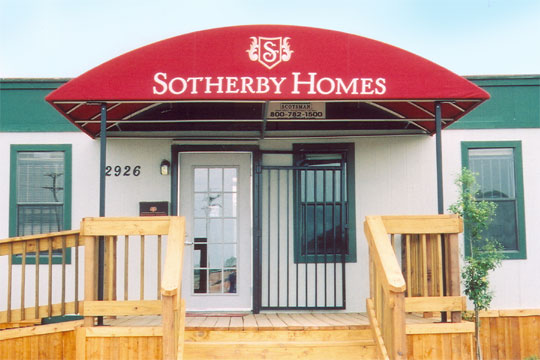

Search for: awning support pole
xmin=435 ymin=101 xmax=443 ymax=214
xmin=435 ymin=101 xmax=448 ymax=322
xmin=97 ymin=103 xmax=107 ymax=326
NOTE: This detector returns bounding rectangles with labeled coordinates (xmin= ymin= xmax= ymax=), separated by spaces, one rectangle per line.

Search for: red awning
xmin=46 ymin=25 xmax=489 ymax=138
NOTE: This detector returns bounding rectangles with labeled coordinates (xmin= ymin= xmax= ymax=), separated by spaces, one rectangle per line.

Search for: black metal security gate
xmin=254 ymin=152 xmax=347 ymax=311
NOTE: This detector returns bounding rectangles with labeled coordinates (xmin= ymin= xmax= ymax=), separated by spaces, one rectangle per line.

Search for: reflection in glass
xmin=224 ymin=270 xmax=237 ymax=293
xmin=223 ymin=219 xmax=236 ymax=243
xmin=194 ymin=168 xmax=208 ymax=192
xmin=207 ymin=244 xmax=224 ymax=268
xmin=224 ymin=168 xmax=237 ymax=191
xmin=194 ymin=193 xmax=207 ymax=217
xmin=223 ymin=244 xmax=237 ymax=268
xmin=193 ymin=219 xmax=207 ymax=238
xmin=224 ymin=193 xmax=237 ymax=217
xmin=207 ymin=193 xmax=222 ymax=217
xmin=191 ymin=165 xmax=239 ymax=294
xmin=208 ymin=219 xmax=223 ymax=243
xmin=209 ymin=168 xmax=223 ymax=192
xmin=209 ymin=269 xmax=222 ymax=293
xmin=193 ymin=248 xmax=201 ymax=268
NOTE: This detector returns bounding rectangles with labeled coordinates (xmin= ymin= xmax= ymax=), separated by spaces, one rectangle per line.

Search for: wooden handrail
xmin=364 ymin=214 xmax=465 ymax=360
xmin=381 ymin=214 xmax=463 ymax=234
xmin=365 ymin=216 xmax=406 ymax=293
xmin=0 ymin=230 xmax=81 ymax=256
xmin=364 ymin=216 xmax=407 ymax=360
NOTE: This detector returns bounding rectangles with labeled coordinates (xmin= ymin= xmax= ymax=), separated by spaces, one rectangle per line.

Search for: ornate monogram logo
xmin=247 ymin=37 xmax=293 ymax=70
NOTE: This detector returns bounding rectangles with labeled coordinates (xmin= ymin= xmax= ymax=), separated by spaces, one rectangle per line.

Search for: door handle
xmin=184 ymin=241 xmax=194 ymax=246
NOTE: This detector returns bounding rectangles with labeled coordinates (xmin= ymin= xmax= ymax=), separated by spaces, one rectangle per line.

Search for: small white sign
xmin=267 ymin=102 xmax=325 ymax=120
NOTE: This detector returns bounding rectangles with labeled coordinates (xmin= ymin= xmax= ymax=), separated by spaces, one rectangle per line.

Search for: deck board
xmin=104 ymin=312 xmax=440 ymax=330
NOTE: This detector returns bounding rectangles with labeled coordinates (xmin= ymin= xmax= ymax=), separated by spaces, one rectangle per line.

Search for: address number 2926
xmin=105 ymin=165 xmax=141 ymax=177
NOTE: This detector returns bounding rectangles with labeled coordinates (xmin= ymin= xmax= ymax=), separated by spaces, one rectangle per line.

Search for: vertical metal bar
xmin=7 ymin=243 xmax=13 ymax=322
xmin=436 ymin=101 xmax=448 ymax=322
xmin=252 ymin=152 xmax=262 ymax=314
xmin=35 ymin=239 xmax=39 ymax=319
xmin=157 ymin=235 xmax=162 ymax=299
xmin=332 ymin=170 xmax=337 ymax=307
xmin=341 ymin=159 xmax=347 ymax=308
xmin=61 ymin=236 xmax=66 ymax=315
xmin=75 ymin=234 xmax=79 ymax=314
xmin=304 ymin=169 xmax=308 ymax=307
xmin=286 ymin=168 xmax=290 ymax=308
xmin=98 ymin=102 xmax=107 ymax=326
xmin=277 ymin=169 xmax=280 ymax=307
xmin=295 ymin=169 xmax=299 ymax=308
xmin=323 ymin=169 xmax=327 ymax=307
xmin=435 ymin=101 xmax=444 ymax=214
xmin=314 ymin=169 xmax=318 ymax=308
xmin=267 ymin=169 xmax=271 ymax=307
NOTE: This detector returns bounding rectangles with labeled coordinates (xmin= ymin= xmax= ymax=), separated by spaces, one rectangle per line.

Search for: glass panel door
xmin=179 ymin=153 xmax=252 ymax=311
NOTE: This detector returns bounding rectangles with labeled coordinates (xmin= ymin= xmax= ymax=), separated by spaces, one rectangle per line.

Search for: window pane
xmin=17 ymin=204 xmax=63 ymax=236
xmin=487 ymin=200 xmax=518 ymax=251
xmin=17 ymin=152 xmax=65 ymax=203
xmin=297 ymin=151 xmax=347 ymax=257
xmin=16 ymin=151 xmax=65 ymax=237
xmin=469 ymin=148 xmax=515 ymax=199
xmin=302 ymin=203 xmax=345 ymax=256
xmin=468 ymin=147 xmax=518 ymax=251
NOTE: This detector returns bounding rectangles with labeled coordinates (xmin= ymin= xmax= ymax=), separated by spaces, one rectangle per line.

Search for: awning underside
xmin=52 ymin=99 xmax=480 ymax=138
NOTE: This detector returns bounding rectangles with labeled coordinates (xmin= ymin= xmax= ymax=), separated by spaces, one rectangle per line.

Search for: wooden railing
xmin=81 ymin=216 xmax=186 ymax=360
xmin=364 ymin=215 xmax=465 ymax=360
xmin=0 ymin=230 xmax=82 ymax=327
xmin=1 ymin=216 xmax=186 ymax=360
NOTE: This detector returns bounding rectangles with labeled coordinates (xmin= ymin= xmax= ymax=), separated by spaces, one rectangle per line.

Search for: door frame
xmin=171 ymin=145 xmax=261 ymax=312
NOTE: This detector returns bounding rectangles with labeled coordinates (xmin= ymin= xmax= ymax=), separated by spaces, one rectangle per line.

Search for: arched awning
xmin=46 ymin=25 xmax=489 ymax=138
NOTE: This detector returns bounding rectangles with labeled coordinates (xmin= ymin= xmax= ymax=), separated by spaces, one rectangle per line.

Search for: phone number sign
xmin=266 ymin=102 xmax=325 ymax=120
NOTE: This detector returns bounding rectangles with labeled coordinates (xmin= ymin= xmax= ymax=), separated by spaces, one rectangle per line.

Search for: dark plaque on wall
xmin=139 ymin=201 xmax=169 ymax=216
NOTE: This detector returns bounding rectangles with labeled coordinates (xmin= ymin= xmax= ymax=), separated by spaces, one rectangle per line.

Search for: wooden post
xmin=390 ymin=291 xmax=407 ymax=360
xmin=162 ymin=293 xmax=176 ymax=360
xmin=83 ymin=234 xmax=96 ymax=327
xmin=177 ymin=298 xmax=186 ymax=359
xmin=75 ymin=327 xmax=86 ymax=360
xmin=446 ymin=233 xmax=462 ymax=323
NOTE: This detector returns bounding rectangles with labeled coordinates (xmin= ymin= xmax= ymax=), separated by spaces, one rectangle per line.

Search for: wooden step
xmin=184 ymin=329 xmax=378 ymax=359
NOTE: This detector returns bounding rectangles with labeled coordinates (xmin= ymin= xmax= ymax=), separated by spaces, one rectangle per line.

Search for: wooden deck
xmin=0 ymin=312 xmax=477 ymax=360
xmin=106 ymin=312 xmax=373 ymax=330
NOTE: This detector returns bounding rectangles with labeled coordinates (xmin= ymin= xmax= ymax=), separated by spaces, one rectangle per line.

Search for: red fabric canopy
xmin=46 ymin=25 xmax=489 ymax=138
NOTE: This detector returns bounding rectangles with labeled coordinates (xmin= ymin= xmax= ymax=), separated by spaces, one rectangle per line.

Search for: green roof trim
xmin=0 ymin=78 xmax=78 ymax=132
xmin=449 ymin=75 xmax=540 ymax=130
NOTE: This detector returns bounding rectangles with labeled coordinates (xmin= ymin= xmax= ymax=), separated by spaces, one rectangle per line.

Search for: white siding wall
xmin=443 ymin=129 xmax=540 ymax=310
xmin=0 ymin=132 xmax=98 ymax=310
xmin=2 ymin=131 xmax=538 ymax=313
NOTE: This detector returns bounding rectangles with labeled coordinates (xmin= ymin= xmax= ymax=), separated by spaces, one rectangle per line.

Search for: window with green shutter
xmin=462 ymin=141 xmax=526 ymax=259
xmin=10 ymin=145 xmax=72 ymax=264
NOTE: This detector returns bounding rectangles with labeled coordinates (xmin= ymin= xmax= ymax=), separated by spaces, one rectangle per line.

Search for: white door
xmin=179 ymin=152 xmax=252 ymax=311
